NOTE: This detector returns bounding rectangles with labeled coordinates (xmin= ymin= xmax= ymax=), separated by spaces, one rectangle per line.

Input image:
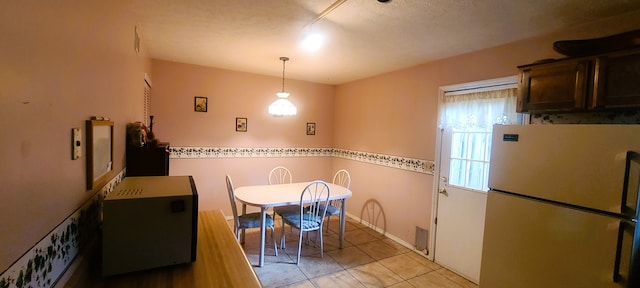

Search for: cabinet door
xmin=517 ymin=60 xmax=590 ymax=113
xmin=592 ymin=50 xmax=640 ymax=109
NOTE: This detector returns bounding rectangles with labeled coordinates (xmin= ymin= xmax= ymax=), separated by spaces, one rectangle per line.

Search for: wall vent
xmin=415 ymin=226 xmax=428 ymax=252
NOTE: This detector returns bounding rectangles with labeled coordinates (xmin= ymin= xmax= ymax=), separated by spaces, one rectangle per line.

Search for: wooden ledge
xmin=61 ymin=210 xmax=261 ymax=288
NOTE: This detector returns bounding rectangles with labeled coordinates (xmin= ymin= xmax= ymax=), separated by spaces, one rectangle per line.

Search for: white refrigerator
xmin=480 ymin=124 xmax=640 ymax=288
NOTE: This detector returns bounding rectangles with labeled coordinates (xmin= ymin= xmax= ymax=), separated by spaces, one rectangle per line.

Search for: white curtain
xmin=440 ymin=87 xmax=519 ymax=191
xmin=440 ymin=88 xmax=519 ymax=131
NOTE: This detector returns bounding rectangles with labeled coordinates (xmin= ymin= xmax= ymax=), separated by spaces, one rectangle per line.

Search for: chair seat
xmin=319 ymin=204 xmax=340 ymax=216
xmin=238 ymin=213 xmax=274 ymax=229
xmin=282 ymin=213 xmax=322 ymax=230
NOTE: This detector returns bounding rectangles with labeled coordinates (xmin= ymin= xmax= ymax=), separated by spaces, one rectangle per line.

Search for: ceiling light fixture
xmin=268 ymin=57 xmax=297 ymax=116
xmin=301 ymin=31 xmax=324 ymax=52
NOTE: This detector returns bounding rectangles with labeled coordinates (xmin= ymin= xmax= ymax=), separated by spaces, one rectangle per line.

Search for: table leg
xmin=339 ymin=199 xmax=346 ymax=248
xmin=241 ymin=204 xmax=247 ymax=243
xmin=259 ymin=207 xmax=266 ymax=267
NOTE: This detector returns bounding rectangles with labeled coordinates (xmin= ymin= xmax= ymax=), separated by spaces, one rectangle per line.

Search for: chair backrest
xmin=299 ymin=181 xmax=331 ymax=225
xmin=225 ymin=175 xmax=240 ymax=232
xmin=269 ymin=166 xmax=292 ymax=184
xmin=332 ymin=169 xmax=351 ymax=189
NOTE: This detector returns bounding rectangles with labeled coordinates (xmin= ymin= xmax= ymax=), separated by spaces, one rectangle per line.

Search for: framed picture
xmin=236 ymin=117 xmax=247 ymax=132
xmin=306 ymin=122 xmax=316 ymax=135
xmin=194 ymin=96 xmax=208 ymax=112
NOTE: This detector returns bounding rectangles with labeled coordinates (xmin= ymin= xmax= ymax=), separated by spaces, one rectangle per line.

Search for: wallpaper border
xmin=169 ymin=147 xmax=435 ymax=175
xmin=0 ymin=171 xmax=125 ymax=288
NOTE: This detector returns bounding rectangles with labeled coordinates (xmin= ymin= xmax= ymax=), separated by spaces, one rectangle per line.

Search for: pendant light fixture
xmin=268 ymin=56 xmax=297 ymax=116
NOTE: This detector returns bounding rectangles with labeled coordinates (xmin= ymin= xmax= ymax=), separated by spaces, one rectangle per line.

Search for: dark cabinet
xmin=517 ymin=48 xmax=640 ymax=113
xmin=518 ymin=59 xmax=590 ymax=113
xmin=126 ymin=142 xmax=170 ymax=176
xmin=593 ymin=50 xmax=640 ymax=109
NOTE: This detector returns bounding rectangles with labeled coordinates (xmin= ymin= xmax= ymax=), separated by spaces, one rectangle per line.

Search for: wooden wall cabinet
xmin=592 ymin=49 xmax=640 ymax=109
xmin=517 ymin=48 xmax=640 ymax=113
xmin=518 ymin=59 xmax=590 ymax=113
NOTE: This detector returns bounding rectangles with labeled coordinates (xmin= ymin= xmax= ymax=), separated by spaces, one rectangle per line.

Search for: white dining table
xmin=234 ymin=181 xmax=352 ymax=267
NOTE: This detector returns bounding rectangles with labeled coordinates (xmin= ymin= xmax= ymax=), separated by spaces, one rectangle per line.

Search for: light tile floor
xmin=233 ymin=217 xmax=479 ymax=288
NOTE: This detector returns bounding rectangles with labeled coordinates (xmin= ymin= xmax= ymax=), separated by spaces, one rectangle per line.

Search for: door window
xmin=449 ymin=131 xmax=491 ymax=190
xmin=440 ymin=88 xmax=521 ymax=192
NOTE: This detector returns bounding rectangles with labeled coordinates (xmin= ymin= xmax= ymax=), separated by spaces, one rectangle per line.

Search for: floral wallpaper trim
xmin=169 ymin=147 xmax=334 ymax=158
xmin=169 ymin=147 xmax=435 ymax=175
xmin=0 ymin=171 xmax=125 ymax=288
xmin=333 ymin=148 xmax=434 ymax=174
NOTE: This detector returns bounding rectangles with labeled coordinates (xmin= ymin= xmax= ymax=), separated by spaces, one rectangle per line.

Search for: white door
xmin=433 ymin=127 xmax=488 ymax=283
xmin=432 ymin=78 xmax=519 ymax=283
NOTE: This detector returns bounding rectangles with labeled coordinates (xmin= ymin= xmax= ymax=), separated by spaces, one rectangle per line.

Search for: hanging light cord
xmin=280 ymin=57 xmax=288 ymax=93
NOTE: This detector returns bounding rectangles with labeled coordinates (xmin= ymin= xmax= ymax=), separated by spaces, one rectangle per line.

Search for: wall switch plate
xmin=72 ymin=128 xmax=81 ymax=160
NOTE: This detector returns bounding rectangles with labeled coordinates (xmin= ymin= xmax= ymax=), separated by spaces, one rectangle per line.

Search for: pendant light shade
xmin=269 ymin=57 xmax=297 ymax=116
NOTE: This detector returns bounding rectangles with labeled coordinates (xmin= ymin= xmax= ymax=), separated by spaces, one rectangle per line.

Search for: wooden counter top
xmin=62 ymin=210 xmax=261 ymax=288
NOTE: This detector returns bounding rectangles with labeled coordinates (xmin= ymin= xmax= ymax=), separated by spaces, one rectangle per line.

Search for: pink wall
xmin=330 ymin=42 xmax=548 ymax=244
xmin=150 ymin=60 xmax=336 ymax=213
xmin=0 ymin=1 xmax=150 ymax=271
xmin=151 ymin=60 xmax=335 ymax=148
xmin=333 ymin=13 xmax=640 ymax=246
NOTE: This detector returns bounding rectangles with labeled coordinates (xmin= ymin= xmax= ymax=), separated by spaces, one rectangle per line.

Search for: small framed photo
xmin=236 ymin=117 xmax=247 ymax=132
xmin=194 ymin=96 xmax=208 ymax=112
xmin=306 ymin=122 xmax=316 ymax=135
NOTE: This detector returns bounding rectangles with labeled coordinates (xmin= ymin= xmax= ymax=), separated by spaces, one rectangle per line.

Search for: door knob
xmin=441 ymin=176 xmax=448 ymax=184
xmin=438 ymin=188 xmax=448 ymax=196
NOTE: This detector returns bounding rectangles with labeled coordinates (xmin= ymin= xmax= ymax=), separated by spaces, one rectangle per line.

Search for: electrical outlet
xmin=72 ymin=128 xmax=81 ymax=160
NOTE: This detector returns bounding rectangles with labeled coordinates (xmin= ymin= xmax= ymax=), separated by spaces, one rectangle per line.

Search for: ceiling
xmin=132 ymin=0 xmax=640 ymax=85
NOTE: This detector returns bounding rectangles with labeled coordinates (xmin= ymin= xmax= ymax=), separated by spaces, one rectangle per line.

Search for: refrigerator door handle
xmin=613 ymin=221 xmax=625 ymax=283
xmin=616 ymin=151 xmax=640 ymax=285
xmin=614 ymin=220 xmax=639 ymax=285
xmin=621 ymin=151 xmax=640 ymax=217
